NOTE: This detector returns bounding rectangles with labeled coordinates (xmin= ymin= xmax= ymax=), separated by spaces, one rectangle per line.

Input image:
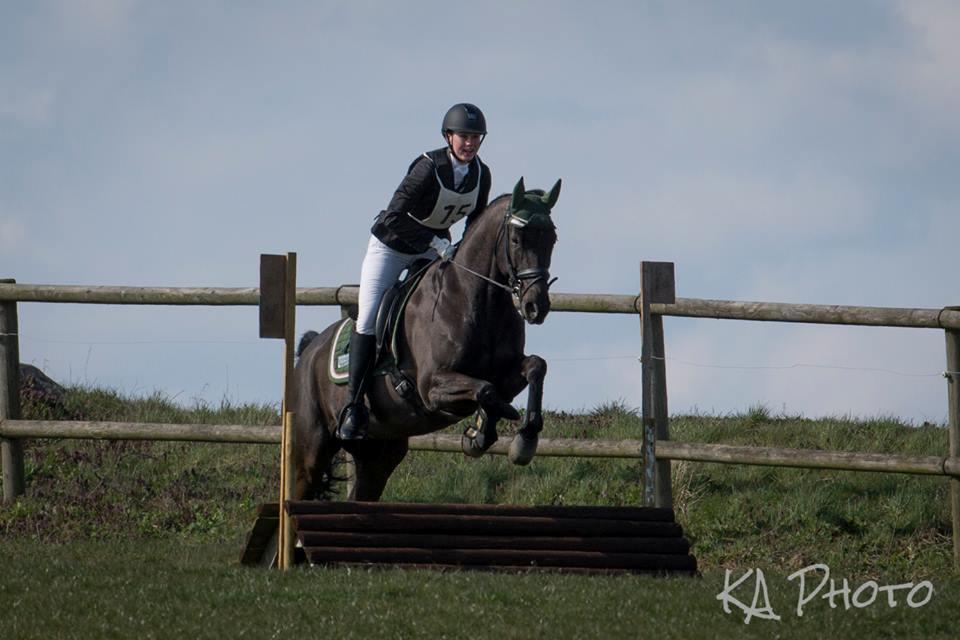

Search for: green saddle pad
xmin=328 ymin=317 xmax=403 ymax=385
xmin=328 ymin=318 xmax=353 ymax=383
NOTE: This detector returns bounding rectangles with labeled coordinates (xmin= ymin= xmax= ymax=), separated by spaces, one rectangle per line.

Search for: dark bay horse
xmin=293 ymin=177 xmax=560 ymax=501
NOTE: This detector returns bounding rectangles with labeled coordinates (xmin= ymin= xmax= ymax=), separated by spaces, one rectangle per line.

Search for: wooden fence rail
xmin=2 ymin=419 xmax=958 ymax=479
xmin=1 ymin=283 xmax=959 ymax=329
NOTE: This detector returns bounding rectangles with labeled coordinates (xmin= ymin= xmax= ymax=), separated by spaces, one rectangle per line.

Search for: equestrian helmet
xmin=442 ymin=103 xmax=487 ymax=136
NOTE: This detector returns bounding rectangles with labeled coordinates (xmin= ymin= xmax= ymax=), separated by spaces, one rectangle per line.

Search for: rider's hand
xmin=429 ymin=236 xmax=455 ymax=261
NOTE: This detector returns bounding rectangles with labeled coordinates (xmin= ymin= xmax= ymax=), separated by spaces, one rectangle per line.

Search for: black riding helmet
xmin=441 ymin=103 xmax=487 ymax=136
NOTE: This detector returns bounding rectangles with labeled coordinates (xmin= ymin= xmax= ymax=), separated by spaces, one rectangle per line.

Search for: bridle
xmin=446 ymin=210 xmax=556 ymax=311
xmin=499 ymin=212 xmax=557 ymax=306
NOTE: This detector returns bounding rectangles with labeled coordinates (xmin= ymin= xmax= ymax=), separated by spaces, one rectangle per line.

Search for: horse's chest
xmin=461 ymin=325 xmax=521 ymax=374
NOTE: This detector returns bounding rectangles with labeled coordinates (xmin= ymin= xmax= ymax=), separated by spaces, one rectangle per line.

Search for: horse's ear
xmin=541 ymin=179 xmax=562 ymax=209
xmin=511 ymin=177 xmax=526 ymax=211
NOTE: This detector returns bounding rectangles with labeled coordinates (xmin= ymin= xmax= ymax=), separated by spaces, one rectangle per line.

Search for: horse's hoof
xmin=461 ymin=426 xmax=497 ymax=458
xmin=508 ymin=432 xmax=538 ymax=466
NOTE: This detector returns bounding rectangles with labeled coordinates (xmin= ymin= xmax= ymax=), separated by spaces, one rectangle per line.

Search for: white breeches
xmin=356 ymin=235 xmax=437 ymax=335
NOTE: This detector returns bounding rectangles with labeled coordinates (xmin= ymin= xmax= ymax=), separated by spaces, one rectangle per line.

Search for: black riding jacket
xmin=371 ymin=148 xmax=492 ymax=254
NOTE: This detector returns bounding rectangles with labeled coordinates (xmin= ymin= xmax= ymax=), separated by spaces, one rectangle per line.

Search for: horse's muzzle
xmin=514 ymin=269 xmax=552 ymax=325
xmin=521 ymin=290 xmax=551 ymax=325
xmin=523 ymin=301 xmax=546 ymax=324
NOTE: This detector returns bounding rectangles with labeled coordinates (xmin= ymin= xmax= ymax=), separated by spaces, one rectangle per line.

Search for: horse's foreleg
xmin=507 ymin=355 xmax=547 ymax=466
xmin=425 ymin=372 xmax=520 ymax=418
xmin=425 ymin=372 xmax=520 ymax=457
xmin=346 ymin=438 xmax=409 ymax=501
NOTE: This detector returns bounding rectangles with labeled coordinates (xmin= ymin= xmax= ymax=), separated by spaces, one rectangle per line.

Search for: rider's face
xmin=446 ymin=132 xmax=482 ymax=162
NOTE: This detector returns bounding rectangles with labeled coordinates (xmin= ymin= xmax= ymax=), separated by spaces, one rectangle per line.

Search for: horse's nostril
xmin=524 ymin=302 xmax=538 ymax=319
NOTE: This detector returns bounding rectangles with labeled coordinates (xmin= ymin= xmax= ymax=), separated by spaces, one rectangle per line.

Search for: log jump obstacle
xmin=242 ymin=501 xmax=697 ymax=575
xmin=2 ymin=263 xmax=959 ymax=569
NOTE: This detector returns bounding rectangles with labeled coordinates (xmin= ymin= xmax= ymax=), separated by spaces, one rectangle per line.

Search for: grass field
xmin=2 ymin=387 xmax=958 ymax=638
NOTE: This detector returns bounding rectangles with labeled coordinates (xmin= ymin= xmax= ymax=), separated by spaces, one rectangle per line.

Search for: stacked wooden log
xmin=282 ymin=501 xmax=696 ymax=575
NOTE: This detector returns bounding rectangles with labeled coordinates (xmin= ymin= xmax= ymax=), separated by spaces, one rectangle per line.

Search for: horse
xmin=292 ymin=177 xmax=560 ymax=501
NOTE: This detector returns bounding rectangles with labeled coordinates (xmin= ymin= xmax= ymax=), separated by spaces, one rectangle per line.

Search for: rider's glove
xmin=429 ymin=236 xmax=455 ymax=261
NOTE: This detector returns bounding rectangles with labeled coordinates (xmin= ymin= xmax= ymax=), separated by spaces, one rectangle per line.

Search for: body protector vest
xmin=407 ymin=154 xmax=482 ymax=230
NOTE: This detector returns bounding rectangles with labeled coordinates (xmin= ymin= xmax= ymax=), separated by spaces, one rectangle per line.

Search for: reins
xmin=446 ymin=259 xmax=514 ymax=294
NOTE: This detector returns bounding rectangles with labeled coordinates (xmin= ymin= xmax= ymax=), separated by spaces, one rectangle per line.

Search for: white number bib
xmin=408 ymin=162 xmax=481 ymax=230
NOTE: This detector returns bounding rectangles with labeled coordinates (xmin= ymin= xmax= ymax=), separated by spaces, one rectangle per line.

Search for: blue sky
xmin=2 ymin=1 xmax=958 ymax=422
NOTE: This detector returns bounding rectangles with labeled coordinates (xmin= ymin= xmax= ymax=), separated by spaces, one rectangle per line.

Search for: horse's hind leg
xmin=345 ymin=439 xmax=409 ymax=501
xmin=295 ymin=408 xmax=341 ymax=500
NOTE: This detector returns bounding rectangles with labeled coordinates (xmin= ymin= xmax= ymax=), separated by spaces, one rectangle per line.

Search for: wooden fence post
xmin=338 ymin=295 xmax=356 ymax=498
xmin=946 ymin=328 xmax=960 ymax=571
xmin=1 ymin=279 xmax=25 ymax=504
xmin=651 ymin=312 xmax=672 ymax=510
xmin=259 ymin=255 xmax=297 ymax=569
xmin=640 ymin=262 xmax=675 ymax=509
xmin=280 ymin=253 xmax=297 ymax=570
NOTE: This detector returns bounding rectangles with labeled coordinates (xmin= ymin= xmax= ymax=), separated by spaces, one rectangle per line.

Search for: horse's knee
xmin=523 ymin=355 xmax=547 ymax=381
xmin=476 ymin=382 xmax=499 ymax=407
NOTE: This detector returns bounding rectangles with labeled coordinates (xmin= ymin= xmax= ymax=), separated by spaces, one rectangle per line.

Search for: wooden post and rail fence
xmin=1 ymin=269 xmax=959 ymax=569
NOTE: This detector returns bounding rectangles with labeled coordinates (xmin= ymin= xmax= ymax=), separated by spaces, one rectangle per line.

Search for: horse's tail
xmin=296 ymin=330 xmax=320 ymax=362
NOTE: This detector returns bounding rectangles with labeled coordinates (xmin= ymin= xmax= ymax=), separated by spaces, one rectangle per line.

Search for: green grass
xmin=2 ymin=540 xmax=958 ymax=640
xmin=2 ymin=389 xmax=958 ymax=638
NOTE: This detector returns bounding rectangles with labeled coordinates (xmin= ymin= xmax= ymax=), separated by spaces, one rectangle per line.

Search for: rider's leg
xmin=337 ymin=331 xmax=376 ymax=440
xmin=338 ymin=236 xmax=414 ymax=440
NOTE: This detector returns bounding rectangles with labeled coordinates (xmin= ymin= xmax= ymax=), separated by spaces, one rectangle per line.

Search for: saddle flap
xmin=330 ymin=258 xmax=434 ymax=385
xmin=375 ymin=258 xmax=433 ymax=361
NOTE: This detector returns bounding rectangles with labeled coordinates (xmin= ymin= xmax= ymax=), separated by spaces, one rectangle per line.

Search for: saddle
xmin=374 ymin=257 xmax=433 ymax=360
xmin=329 ymin=258 xmax=433 ymax=400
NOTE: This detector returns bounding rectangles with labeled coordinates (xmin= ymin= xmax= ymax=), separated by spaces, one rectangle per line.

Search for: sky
xmin=2 ymin=1 xmax=958 ymax=423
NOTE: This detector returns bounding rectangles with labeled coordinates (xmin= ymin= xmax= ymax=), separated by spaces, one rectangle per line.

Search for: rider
xmin=337 ymin=103 xmax=493 ymax=440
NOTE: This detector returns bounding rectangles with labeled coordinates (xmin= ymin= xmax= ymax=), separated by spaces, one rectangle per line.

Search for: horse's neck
xmin=457 ymin=206 xmax=506 ymax=284
xmin=453 ymin=207 xmax=511 ymax=308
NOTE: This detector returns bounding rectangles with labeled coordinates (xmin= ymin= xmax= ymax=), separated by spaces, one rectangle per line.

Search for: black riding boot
xmin=337 ymin=331 xmax=376 ymax=440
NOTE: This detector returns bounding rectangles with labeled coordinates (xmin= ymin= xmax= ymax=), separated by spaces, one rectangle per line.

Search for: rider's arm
xmin=386 ymin=155 xmax=433 ymax=216
xmin=371 ymin=156 xmax=441 ymax=253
